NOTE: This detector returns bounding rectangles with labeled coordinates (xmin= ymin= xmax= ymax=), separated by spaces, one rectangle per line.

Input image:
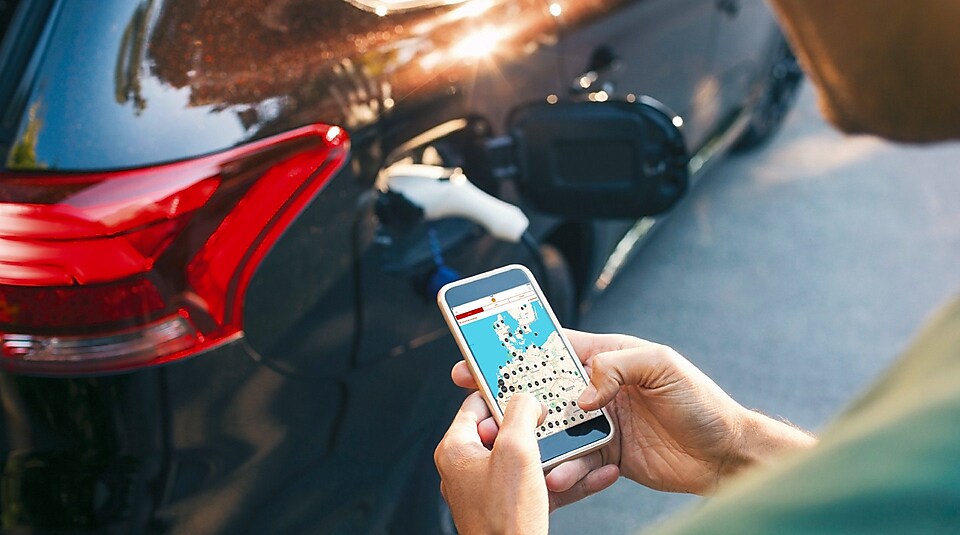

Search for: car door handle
xmin=571 ymin=46 xmax=620 ymax=94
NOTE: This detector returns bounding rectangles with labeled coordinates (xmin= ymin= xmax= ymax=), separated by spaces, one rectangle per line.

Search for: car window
xmin=0 ymin=0 xmax=20 ymax=40
xmin=2 ymin=0 xmax=254 ymax=171
xmin=346 ymin=0 xmax=469 ymax=15
xmin=0 ymin=0 xmax=56 ymax=157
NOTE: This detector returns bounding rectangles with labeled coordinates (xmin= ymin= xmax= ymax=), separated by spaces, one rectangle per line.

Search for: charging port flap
xmin=509 ymin=97 xmax=688 ymax=219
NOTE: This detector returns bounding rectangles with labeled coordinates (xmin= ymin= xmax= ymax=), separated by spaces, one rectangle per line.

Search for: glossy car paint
xmin=0 ymin=0 xmax=782 ymax=531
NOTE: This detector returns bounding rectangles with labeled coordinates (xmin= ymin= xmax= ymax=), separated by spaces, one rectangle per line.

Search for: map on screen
xmin=454 ymin=284 xmax=601 ymax=439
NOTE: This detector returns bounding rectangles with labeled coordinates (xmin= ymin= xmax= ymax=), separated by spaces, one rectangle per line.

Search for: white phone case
xmin=437 ymin=264 xmax=614 ymax=470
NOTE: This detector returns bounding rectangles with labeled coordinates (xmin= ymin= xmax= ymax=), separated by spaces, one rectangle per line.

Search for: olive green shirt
xmin=649 ymin=297 xmax=960 ymax=534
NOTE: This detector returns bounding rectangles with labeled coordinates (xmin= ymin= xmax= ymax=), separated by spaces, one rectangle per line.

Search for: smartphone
xmin=437 ymin=264 xmax=614 ymax=470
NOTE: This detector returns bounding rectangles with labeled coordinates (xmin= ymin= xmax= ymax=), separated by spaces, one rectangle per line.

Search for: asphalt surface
xmin=550 ymin=84 xmax=960 ymax=534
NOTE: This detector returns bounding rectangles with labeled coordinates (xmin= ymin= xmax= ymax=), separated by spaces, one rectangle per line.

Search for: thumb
xmin=496 ymin=393 xmax=545 ymax=459
xmin=578 ymin=344 xmax=677 ymax=410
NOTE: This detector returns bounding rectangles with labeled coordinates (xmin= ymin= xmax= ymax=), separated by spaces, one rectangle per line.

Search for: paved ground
xmin=550 ymin=84 xmax=960 ymax=534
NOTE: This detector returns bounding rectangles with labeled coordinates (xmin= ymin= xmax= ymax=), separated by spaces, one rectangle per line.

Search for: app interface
xmin=453 ymin=283 xmax=601 ymax=439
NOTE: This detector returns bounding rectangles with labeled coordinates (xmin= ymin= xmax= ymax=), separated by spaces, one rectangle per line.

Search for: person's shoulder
xmin=840 ymin=295 xmax=960 ymax=419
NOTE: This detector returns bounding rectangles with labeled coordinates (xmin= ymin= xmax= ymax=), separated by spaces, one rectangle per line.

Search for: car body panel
xmin=557 ymin=0 xmax=716 ymax=149
xmin=0 ymin=0 xmax=789 ymax=531
xmin=711 ymin=0 xmax=777 ymax=114
xmin=2 ymin=0 xmax=563 ymax=171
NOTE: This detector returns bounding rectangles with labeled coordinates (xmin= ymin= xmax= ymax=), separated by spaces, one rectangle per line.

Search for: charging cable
xmin=379 ymin=163 xmax=548 ymax=294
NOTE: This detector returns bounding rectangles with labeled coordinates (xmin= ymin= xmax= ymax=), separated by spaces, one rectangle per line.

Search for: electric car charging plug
xmin=379 ymin=163 xmax=530 ymax=243
xmin=377 ymin=162 xmax=548 ymax=297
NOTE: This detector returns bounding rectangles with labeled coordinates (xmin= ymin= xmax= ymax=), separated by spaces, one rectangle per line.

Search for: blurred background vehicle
xmin=0 ymin=0 xmax=800 ymax=532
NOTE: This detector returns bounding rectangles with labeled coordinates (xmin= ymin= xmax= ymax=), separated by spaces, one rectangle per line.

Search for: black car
xmin=0 ymin=0 xmax=800 ymax=532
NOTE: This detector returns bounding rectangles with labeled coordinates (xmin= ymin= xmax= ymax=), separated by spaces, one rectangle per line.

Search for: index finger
xmin=562 ymin=329 xmax=595 ymax=364
xmin=563 ymin=329 xmax=644 ymax=364
xmin=451 ymin=360 xmax=479 ymax=389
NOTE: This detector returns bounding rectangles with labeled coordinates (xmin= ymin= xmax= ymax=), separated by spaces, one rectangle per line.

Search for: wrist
xmin=718 ymin=408 xmax=817 ymax=485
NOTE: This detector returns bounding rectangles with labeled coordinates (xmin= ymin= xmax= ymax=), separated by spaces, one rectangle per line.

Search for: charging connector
xmin=379 ymin=163 xmax=530 ymax=243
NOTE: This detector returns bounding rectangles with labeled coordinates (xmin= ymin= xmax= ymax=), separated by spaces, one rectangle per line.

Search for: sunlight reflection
xmin=452 ymin=27 xmax=503 ymax=58
xmin=449 ymin=0 xmax=494 ymax=18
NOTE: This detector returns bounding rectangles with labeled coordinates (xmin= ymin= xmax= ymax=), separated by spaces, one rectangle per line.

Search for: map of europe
xmin=460 ymin=298 xmax=601 ymax=438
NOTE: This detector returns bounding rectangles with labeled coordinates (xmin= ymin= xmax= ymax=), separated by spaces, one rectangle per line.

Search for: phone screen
xmin=450 ymin=282 xmax=602 ymax=439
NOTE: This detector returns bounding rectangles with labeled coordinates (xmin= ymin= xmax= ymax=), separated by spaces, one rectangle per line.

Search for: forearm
xmin=717 ymin=409 xmax=817 ymax=485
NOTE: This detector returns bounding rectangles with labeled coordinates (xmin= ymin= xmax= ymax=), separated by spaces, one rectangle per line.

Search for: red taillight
xmin=0 ymin=124 xmax=349 ymax=375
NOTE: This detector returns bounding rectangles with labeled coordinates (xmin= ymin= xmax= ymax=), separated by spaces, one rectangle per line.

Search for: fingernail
xmin=579 ymin=385 xmax=597 ymax=406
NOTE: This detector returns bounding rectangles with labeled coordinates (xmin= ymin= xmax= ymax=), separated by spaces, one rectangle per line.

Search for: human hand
xmin=451 ymin=329 xmax=816 ymax=503
xmin=434 ymin=392 xmax=552 ymax=535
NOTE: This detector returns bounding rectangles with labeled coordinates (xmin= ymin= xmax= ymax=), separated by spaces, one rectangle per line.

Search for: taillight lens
xmin=0 ymin=124 xmax=349 ymax=375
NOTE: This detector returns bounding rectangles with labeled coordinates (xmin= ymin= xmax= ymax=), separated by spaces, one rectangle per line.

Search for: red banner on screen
xmin=455 ymin=307 xmax=484 ymax=320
